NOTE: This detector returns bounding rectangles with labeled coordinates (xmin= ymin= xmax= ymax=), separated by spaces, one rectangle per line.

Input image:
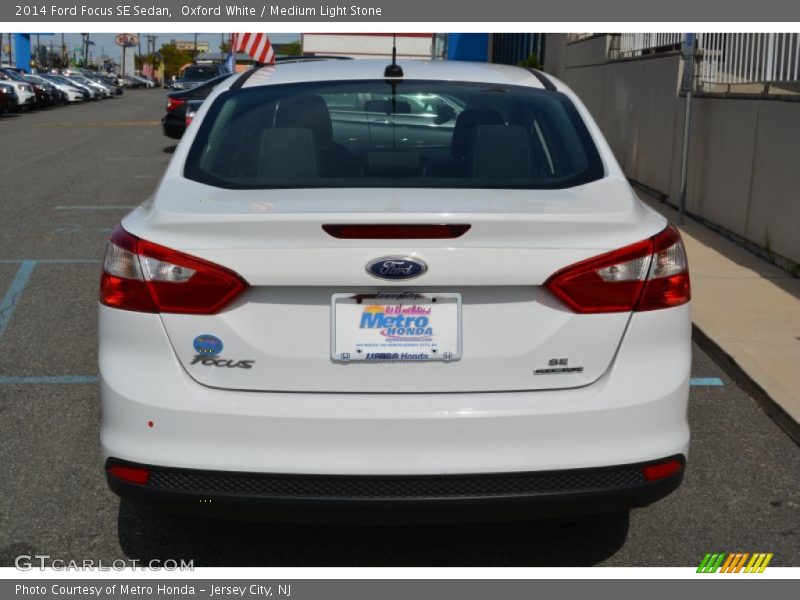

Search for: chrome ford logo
xmin=366 ymin=256 xmax=427 ymax=280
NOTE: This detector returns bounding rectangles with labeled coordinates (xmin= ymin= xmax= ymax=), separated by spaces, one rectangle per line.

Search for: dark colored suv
xmin=171 ymin=64 xmax=230 ymax=91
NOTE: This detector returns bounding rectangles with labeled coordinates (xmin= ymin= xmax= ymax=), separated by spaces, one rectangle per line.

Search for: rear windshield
xmin=182 ymin=66 xmax=221 ymax=81
xmin=184 ymin=79 xmax=605 ymax=190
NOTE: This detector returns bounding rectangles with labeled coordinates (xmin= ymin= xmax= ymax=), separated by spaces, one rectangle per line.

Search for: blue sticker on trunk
xmin=193 ymin=334 xmax=223 ymax=356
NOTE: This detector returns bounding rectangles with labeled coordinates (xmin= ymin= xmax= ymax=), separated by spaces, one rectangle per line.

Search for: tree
xmin=516 ymin=53 xmax=542 ymax=70
xmin=280 ymin=41 xmax=302 ymax=56
xmin=157 ymin=42 xmax=194 ymax=79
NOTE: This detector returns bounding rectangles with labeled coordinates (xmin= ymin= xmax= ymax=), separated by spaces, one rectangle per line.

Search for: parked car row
xmin=121 ymin=74 xmax=157 ymax=88
xmin=0 ymin=67 xmax=129 ymax=115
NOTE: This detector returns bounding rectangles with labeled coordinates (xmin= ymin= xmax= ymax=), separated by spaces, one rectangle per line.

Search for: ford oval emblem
xmin=366 ymin=256 xmax=428 ymax=280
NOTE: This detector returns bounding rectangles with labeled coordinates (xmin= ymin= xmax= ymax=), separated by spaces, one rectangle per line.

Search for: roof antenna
xmin=384 ymin=34 xmax=403 ymax=78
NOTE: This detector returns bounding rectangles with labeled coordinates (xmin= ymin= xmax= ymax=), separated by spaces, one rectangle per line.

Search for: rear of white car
xmin=100 ymin=60 xmax=690 ymax=523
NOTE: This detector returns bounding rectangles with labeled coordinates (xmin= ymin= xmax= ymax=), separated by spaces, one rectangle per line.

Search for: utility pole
xmin=678 ymin=33 xmax=696 ymax=226
xmin=81 ymin=33 xmax=88 ymax=66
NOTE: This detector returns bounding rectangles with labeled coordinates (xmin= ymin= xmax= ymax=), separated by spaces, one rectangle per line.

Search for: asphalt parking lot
xmin=0 ymin=91 xmax=798 ymax=567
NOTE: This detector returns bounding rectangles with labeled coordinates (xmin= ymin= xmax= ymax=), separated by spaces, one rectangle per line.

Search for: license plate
xmin=331 ymin=292 xmax=462 ymax=362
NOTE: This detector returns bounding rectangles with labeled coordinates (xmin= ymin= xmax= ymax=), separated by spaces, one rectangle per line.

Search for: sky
xmin=23 ymin=32 xmax=300 ymax=65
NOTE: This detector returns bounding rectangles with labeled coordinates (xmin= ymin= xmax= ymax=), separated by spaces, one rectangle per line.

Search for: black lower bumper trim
xmin=106 ymin=456 xmax=685 ymax=524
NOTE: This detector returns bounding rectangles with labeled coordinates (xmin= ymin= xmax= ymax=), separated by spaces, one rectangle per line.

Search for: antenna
xmin=384 ymin=34 xmax=403 ymax=77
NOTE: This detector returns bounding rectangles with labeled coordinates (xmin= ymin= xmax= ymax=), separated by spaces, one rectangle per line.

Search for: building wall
xmin=301 ymin=34 xmax=433 ymax=59
xmin=446 ymin=34 xmax=490 ymax=62
xmin=544 ymin=34 xmax=800 ymax=269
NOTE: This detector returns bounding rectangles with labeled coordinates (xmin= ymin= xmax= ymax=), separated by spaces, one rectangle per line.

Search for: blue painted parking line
xmin=690 ymin=377 xmax=724 ymax=386
xmin=0 ymin=375 xmax=99 ymax=384
xmin=54 ymin=205 xmax=134 ymax=210
xmin=0 ymin=260 xmax=36 ymax=339
xmin=0 ymin=259 xmax=101 ymax=264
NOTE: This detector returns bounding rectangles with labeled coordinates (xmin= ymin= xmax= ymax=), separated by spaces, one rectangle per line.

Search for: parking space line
xmin=54 ymin=205 xmax=135 ymax=210
xmin=0 ymin=375 xmax=99 ymax=384
xmin=0 ymin=259 xmax=101 ymax=264
xmin=690 ymin=377 xmax=724 ymax=386
xmin=0 ymin=260 xmax=36 ymax=339
xmin=34 ymin=120 xmax=160 ymax=128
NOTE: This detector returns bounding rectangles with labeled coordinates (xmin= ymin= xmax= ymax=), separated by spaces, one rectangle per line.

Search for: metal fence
xmin=607 ymin=33 xmax=800 ymax=93
xmin=696 ymin=33 xmax=800 ymax=89
xmin=610 ymin=33 xmax=683 ymax=58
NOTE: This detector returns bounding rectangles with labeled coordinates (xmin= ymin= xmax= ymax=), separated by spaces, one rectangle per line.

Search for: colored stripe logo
xmin=697 ymin=552 xmax=773 ymax=573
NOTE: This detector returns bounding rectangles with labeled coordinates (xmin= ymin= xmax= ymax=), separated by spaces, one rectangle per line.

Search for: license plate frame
xmin=331 ymin=292 xmax=462 ymax=363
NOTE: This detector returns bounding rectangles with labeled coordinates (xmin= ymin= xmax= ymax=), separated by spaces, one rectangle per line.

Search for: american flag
xmin=231 ymin=33 xmax=275 ymax=65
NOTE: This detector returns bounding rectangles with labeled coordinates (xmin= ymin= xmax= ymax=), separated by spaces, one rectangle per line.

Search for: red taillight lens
xmin=636 ymin=226 xmax=692 ymax=311
xmin=107 ymin=465 xmax=151 ymax=485
xmin=642 ymin=459 xmax=684 ymax=482
xmin=544 ymin=225 xmax=690 ymax=313
xmin=100 ymin=225 xmax=247 ymax=314
xmin=166 ymin=97 xmax=185 ymax=112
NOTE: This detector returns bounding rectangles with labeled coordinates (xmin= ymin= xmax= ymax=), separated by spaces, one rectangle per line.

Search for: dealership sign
xmin=115 ymin=33 xmax=139 ymax=48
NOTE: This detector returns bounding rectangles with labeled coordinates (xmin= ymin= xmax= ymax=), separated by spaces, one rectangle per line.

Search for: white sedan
xmin=26 ymin=74 xmax=84 ymax=103
xmin=100 ymin=59 xmax=691 ymax=523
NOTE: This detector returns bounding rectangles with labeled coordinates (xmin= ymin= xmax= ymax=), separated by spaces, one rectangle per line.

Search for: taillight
xmin=107 ymin=464 xmax=151 ymax=485
xmin=100 ymin=225 xmax=248 ymax=314
xmin=166 ymin=96 xmax=184 ymax=112
xmin=545 ymin=225 xmax=690 ymax=313
xmin=642 ymin=459 xmax=684 ymax=482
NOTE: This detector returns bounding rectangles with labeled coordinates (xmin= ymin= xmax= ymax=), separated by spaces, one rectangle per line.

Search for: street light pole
xmin=678 ymin=33 xmax=696 ymax=226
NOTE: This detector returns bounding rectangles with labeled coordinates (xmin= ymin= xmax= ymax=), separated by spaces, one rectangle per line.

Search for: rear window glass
xmin=184 ymin=79 xmax=605 ymax=190
xmin=182 ymin=66 xmax=220 ymax=81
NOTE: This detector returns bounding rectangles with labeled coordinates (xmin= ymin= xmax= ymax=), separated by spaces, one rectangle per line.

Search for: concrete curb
xmin=692 ymin=324 xmax=800 ymax=446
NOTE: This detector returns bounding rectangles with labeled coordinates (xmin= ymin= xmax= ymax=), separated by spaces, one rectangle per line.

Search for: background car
xmin=53 ymin=75 xmax=101 ymax=100
xmin=41 ymin=74 xmax=93 ymax=101
xmin=29 ymin=74 xmax=84 ymax=103
xmin=171 ymin=64 xmax=230 ymax=90
xmin=23 ymin=74 xmax=64 ymax=107
xmin=161 ymin=72 xmax=233 ymax=139
xmin=129 ymin=74 xmax=156 ymax=88
xmin=0 ymin=68 xmax=36 ymax=108
xmin=0 ymin=81 xmax=19 ymax=114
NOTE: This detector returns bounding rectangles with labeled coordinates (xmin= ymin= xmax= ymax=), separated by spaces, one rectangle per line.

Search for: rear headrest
xmin=274 ymin=95 xmax=333 ymax=144
xmin=258 ymin=128 xmax=317 ymax=179
xmin=363 ymin=99 xmax=412 ymax=114
xmin=471 ymin=124 xmax=533 ymax=179
xmin=451 ymin=109 xmax=504 ymax=158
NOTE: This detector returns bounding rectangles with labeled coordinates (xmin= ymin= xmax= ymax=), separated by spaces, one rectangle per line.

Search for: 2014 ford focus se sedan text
xmin=100 ymin=60 xmax=691 ymax=523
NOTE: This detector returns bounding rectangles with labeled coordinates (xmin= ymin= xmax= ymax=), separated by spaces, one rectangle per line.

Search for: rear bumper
xmin=106 ymin=455 xmax=685 ymax=524
xmin=161 ymin=113 xmax=185 ymax=138
xmin=100 ymin=302 xmax=691 ymax=477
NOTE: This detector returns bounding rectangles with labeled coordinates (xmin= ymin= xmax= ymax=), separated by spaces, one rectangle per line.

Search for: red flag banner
xmin=232 ymin=33 xmax=275 ymax=65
